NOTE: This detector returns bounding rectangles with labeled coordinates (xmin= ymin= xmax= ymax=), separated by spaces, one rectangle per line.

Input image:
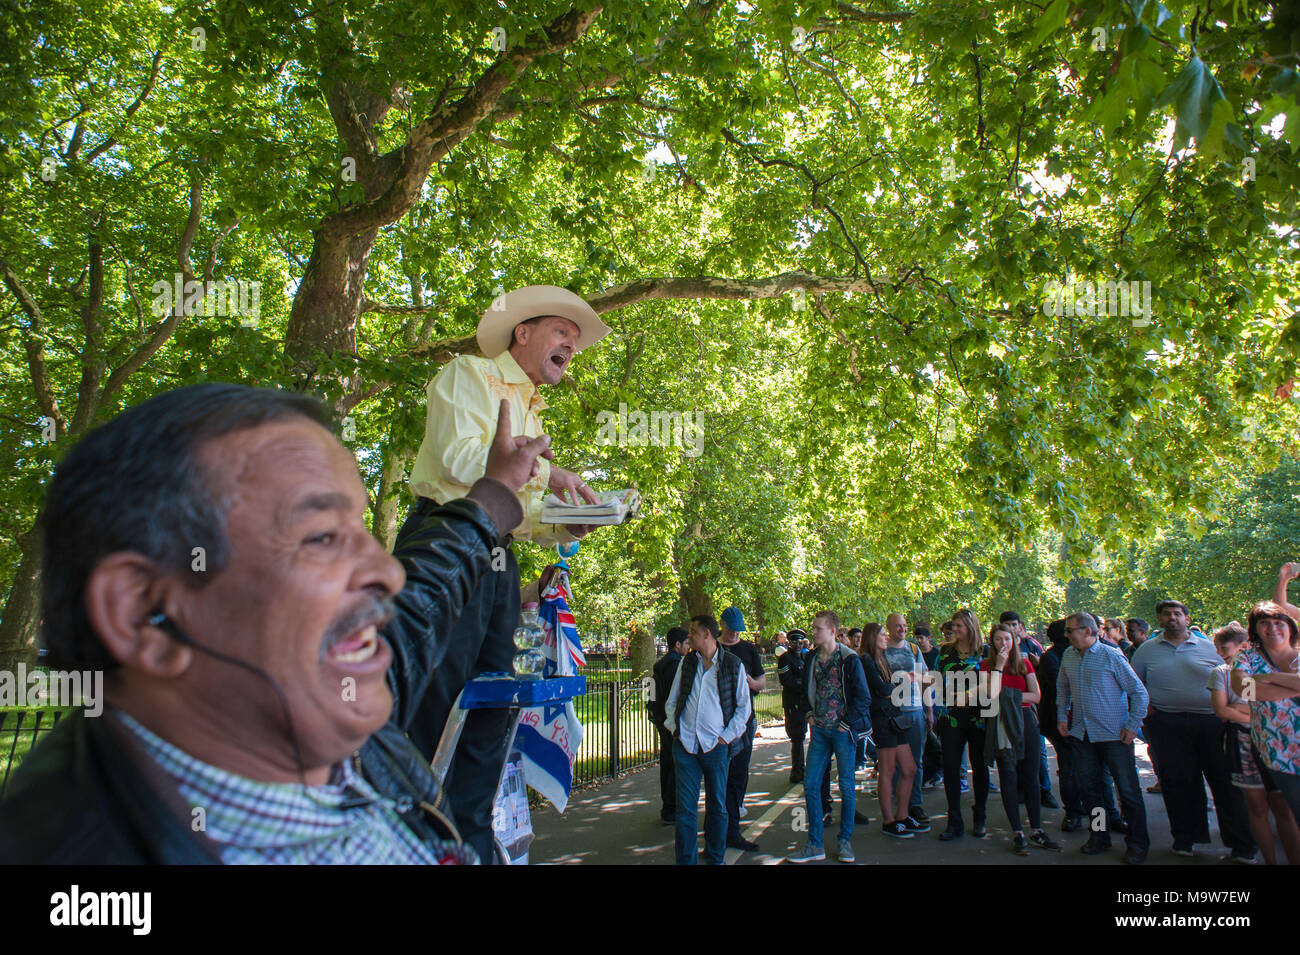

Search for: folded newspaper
xmin=540 ymin=488 xmax=640 ymax=525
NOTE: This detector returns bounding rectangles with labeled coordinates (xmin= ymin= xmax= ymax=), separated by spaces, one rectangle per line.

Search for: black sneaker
xmin=882 ymin=821 xmax=914 ymax=839
xmin=853 ymin=810 xmax=873 ymax=824
xmin=939 ymin=825 xmax=964 ymax=842
xmin=1013 ymin=833 xmax=1030 ymax=856
xmin=1061 ymin=815 xmax=1085 ymax=833
xmin=910 ymin=809 xmax=931 ymax=824
xmin=1029 ymin=829 xmax=1062 ymax=852
xmin=902 ymin=815 xmax=931 ymax=833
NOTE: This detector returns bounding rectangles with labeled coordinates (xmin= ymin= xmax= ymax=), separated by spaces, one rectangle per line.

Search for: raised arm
xmin=385 ymin=402 xmax=547 ymax=730
xmin=1275 ymin=562 xmax=1300 ymax=622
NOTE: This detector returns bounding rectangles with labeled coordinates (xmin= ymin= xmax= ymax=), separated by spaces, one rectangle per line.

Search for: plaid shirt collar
xmin=114 ymin=711 xmax=473 ymax=864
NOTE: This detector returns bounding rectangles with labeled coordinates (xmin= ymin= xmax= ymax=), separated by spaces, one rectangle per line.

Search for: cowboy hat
xmin=475 ymin=285 xmax=611 ymax=358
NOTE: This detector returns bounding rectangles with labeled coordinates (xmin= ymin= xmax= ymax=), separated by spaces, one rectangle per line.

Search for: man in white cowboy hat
xmin=402 ymin=284 xmax=610 ymax=862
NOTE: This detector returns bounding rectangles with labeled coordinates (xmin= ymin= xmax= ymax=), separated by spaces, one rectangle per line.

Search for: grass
xmin=0 ymin=706 xmax=76 ymax=794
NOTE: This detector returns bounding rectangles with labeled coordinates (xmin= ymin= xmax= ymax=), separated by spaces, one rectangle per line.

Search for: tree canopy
xmin=2 ymin=0 xmax=1297 ymax=665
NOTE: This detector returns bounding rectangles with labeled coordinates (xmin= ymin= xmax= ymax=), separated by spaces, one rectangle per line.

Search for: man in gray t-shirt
xmin=1131 ymin=600 xmax=1255 ymax=859
xmin=883 ymin=613 xmax=933 ymax=825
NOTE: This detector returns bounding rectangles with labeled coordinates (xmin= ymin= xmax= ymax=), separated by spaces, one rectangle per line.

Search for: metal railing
xmin=0 ymin=668 xmax=787 ymax=800
xmin=1 ymin=707 xmax=75 ymax=799
xmin=570 ymin=667 xmax=784 ymax=790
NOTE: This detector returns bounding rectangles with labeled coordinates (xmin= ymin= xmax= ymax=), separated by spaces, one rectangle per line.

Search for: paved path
xmin=530 ymin=722 xmax=1254 ymax=865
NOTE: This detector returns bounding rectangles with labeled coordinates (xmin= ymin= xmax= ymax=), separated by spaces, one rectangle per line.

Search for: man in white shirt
xmin=664 ymin=614 xmax=752 ymax=865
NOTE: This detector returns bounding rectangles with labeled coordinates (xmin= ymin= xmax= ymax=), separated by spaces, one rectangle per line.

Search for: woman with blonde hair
xmin=937 ymin=608 xmax=990 ymax=841
xmin=981 ymin=621 xmax=1061 ymax=855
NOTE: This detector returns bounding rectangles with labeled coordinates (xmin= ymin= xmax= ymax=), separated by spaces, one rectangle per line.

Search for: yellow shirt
xmin=409 ymin=350 xmax=575 ymax=547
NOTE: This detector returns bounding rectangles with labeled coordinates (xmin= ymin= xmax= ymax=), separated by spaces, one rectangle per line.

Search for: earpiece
xmin=148 ymin=610 xmax=194 ymax=645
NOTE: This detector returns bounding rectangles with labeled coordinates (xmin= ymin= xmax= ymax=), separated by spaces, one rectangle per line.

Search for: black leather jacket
xmin=0 ymin=482 xmax=518 ymax=864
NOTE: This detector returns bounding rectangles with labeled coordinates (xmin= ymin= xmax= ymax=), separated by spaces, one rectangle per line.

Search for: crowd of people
xmin=652 ymin=565 xmax=1300 ymax=866
xmin=0 ymin=278 xmax=1294 ymax=871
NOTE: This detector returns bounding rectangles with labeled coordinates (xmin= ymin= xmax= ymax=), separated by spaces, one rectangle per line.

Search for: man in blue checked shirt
xmin=1056 ymin=611 xmax=1151 ymax=865
xmin=0 ymin=385 xmax=550 ymax=864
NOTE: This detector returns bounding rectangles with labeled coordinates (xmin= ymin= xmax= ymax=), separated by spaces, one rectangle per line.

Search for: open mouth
xmin=549 ymin=352 xmax=569 ymax=373
xmin=324 ymin=623 xmax=380 ymax=664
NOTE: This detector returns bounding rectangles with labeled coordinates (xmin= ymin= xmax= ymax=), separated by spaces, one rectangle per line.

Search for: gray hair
xmin=1066 ymin=612 xmax=1098 ymax=635
xmin=42 ymin=383 xmax=333 ymax=672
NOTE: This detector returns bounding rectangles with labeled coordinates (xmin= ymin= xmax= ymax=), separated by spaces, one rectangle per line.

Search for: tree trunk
xmin=372 ymin=422 xmax=413 ymax=551
xmin=286 ymin=227 xmax=380 ymax=366
xmin=678 ymin=572 xmax=712 ymax=620
xmin=629 ymin=624 xmax=655 ymax=679
xmin=0 ymin=517 xmax=45 ymax=671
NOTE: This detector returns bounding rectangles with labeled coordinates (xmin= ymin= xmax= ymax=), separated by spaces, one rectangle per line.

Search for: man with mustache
xmin=404 ymin=285 xmax=611 ymax=861
xmin=0 ymin=384 xmax=549 ymax=863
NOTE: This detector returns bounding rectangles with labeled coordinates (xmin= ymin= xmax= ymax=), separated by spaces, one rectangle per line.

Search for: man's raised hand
xmin=484 ymin=400 xmax=552 ymax=493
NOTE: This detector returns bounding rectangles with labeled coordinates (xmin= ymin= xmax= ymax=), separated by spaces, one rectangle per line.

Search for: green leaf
xmin=1030 ymin=0 xmax=1070 ymax=48
xmin=1155 ymin=56 xmax=1225 ymax=146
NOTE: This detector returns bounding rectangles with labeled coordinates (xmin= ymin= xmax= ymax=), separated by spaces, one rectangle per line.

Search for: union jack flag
xmin=518 ymin=564 xmax=585 ymax=812
xmin=538 ymin=567 xmax=585 ymax=674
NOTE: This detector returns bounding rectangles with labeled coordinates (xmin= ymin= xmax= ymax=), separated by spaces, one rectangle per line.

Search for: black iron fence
xmin=1 ymin=707 xmax=74 ymax=799
xmin=1 ymin=668 xmax=787 ymax=799
xmin=571 ymin=667 xmax=784 ymax=789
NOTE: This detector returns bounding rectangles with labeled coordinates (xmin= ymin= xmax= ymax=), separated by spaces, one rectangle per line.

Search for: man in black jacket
xmin=778 ymin=627 xmax=809 ymax=782
xmin=650 ymin=627 xmax=690 ymax=823
xmin=0 ymin=384 xmax=548 ymax=864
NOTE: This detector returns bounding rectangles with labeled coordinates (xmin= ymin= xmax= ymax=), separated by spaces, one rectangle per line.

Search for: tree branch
xmin=813 ymin=293 xmax=861 ymax=382
xmin=347 ymin=271 xmax=904 ymax=410
xmin=1 ymin=258 xmax=65 ymax=436
xmin=69 ymin=233 xmax=106 ymax=433
xmin=101 ymin=170 xmax=203 ymax=399
xmin=830 ymin=3 xmax=914 ymax=24
xmin=82 ymin=49 xmax=165 ymax=164
xmin=324 ymin=5 xmax=603 ymax=237
xmin=586 ymin=272 xmax=892 ymax=312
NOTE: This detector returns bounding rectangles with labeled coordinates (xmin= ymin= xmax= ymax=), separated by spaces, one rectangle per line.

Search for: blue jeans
xmin=674 ymin=738 xmax=730 ymax=865
xmin=805 ymin=724 xmax=856 ymax=847
xmin=1072 ymin=736 xmax=1150 ymax=853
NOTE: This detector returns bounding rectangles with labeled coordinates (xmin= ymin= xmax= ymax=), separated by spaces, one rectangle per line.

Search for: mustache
xmin=320 ymin=593 xmax=395 ymax=657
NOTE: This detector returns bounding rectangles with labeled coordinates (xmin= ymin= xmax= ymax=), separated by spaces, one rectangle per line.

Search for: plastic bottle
xmin=513 ymin=602 xmax=546 ymax=678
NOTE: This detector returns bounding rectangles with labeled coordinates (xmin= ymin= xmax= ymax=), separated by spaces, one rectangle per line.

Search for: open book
xmin=540 ymin=488 xmax=640 ymax=526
